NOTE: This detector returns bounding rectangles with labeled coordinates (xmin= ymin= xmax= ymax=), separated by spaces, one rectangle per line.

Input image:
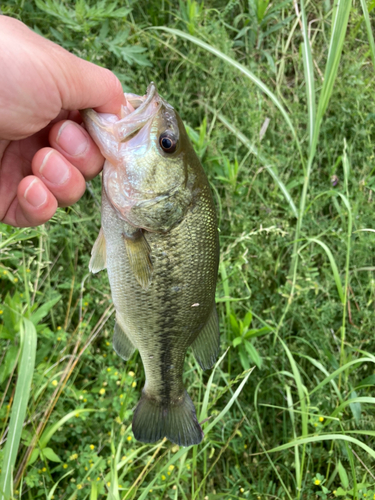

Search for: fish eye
xmin=159 ymin=132 xmax=177 ymax=153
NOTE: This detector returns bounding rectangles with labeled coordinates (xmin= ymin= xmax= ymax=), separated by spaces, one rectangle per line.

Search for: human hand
xmin=0 ymin=16 xmax=126 ymax=227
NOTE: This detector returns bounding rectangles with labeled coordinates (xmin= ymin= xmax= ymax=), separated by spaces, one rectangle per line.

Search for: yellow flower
xmin=2 ymin=270 xmax=6 ymax=274
xmin=120 ymin=394 xmax=124 ymax=399
xmin=14 ymin=278 xmax=18 ymax=283
xmin=128 ymin=371 xmax=135 ymax=377
xmin=244 ymin=444 xmax=248 ymax=449
xmin=119 ymin=485 xmax=122 ymax=488
xmin=0 ymin=311 xmax=3 ymax=315
xmin=57 ymin=337 xmax=61 ymax=341
xmin=107 ymin=482 xmax=111 ymax=487
xmin=107 ymin=368 xmax=111 ymax=372
xmin=122 ymin=456 xmax=127 ymax=461
xmin=103 ymin=354 xmax=107 ymax=358
xmin=52 ymin=379 xmax=58 ymax=386
xmin=85 ymin=466 xmax=88 ymax=471
xmin=132 ymin=381 xmax=136 ymax=388
xmin=88 ymin=477 xmax=91 ymax=481
xmin=57 ymin=326 xmax=61 ymax=330
xmin=90 ymin=444 xmax=95 ymax=450
xmin=240 ymin=488 xmax=244 ymax=493
xmin=106 ymin=341 xmax=110 ymax=346
xmin=319 ymin=416 xmax=324 ymax=422
xmin=114 ymin=372 xmax=118 ymax=376
xmin=127 ymin=436 xmax=132 ymax=442
xmin=83 ymin=398 xmax=87 ymax=402
xmin=84 ymin=302 xmax=88 ymax=306
xmin=168 ymin=465 xmax=175 ymax=471
xmin=99 ymin=388 xmax=106 ymax=395
xmin=314 ymin=423 xmax=318 ymax=427
xmin=161 ymin=475 xmax=166 ymax=480
xmin=167 ymin=471 xmax=171 ymax=476
xmin=69 ymin=453 xmax=78 ymax=460
xmin=63 ymin=464 xmax=68 ymax=469
xmin=314 ymin=479 xmax=321 ymax=485
xmin=75 ymin=413 xmax=80 ymax=417
xmin=97 ymin=477 xmax=100 ymax=481
xmin=26 ymin=268 xmax=30 ymax=273
xmin=42 ymin=467 xmax=46 ymax=472
xmin=77 ymin=484 xmax=82 ymax=490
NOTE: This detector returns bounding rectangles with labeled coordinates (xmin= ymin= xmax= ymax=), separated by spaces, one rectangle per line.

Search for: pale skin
xmin=0 ymin=15 xmax=126 ymax=227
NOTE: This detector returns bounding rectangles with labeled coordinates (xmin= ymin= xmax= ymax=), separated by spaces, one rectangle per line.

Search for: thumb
xmin=55 ymin=53 xmax=126 ymax=115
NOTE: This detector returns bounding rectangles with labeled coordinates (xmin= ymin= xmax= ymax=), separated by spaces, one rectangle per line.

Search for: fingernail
xmin=56 ymin=121 xmax=89 ymax=156
xmin=24 ymin=179 xmax=48 ymax=208
xmin=39 ymin=151 xmax=70 ymax=185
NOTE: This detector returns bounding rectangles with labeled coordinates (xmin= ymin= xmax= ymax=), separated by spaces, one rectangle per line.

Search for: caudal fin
xmin=132 ymin=390 xmax=203 ymax=447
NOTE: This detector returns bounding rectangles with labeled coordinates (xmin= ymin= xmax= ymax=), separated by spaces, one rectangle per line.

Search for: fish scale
xmin=82 ymin=83 xmax=220 ymax=446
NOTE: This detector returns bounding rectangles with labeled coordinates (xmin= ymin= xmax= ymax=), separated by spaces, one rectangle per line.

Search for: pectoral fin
xmin=113 ymin=319 xmax=136 ymax=360
xmin=123 ymin=229 xmax=153 ymax=290
xmin=191 ymin=306 xmax=220 ymax=370
xmin=89 ymin=228 xmax=106 ymax=273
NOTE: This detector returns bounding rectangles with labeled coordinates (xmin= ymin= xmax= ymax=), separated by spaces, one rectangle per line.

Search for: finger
xmin=55 ymin=51 xmax=126 ymax=115
xmin=49 ymin=120 xmax=104 ymax=180
xmin=14 ymin=176 xmax=58 ymax=227
xmin=32 ymin=148 xmax=87 ymax=207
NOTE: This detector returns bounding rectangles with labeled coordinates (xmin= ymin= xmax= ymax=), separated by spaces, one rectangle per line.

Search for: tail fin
xmin=132 ymin=390 xmax=203 ymax=447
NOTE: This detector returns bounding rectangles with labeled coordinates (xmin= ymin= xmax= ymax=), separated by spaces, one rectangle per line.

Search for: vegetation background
xmin=1 ymin=0 xmax=375 ymax=498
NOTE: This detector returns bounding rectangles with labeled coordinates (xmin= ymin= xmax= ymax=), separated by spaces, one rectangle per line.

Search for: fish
xmin=81 ymin=82 xmax=220 ymax=447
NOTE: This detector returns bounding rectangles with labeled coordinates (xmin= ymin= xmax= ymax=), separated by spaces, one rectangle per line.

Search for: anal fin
xmin=123 ymin=229 xmax=153 ymax=290
xmin=89 ymin=228 xmax=106 ymax=273
xmin=191 ymin=306 xmax=220 ymax=370
xmin=113 ymin=319 xmax=136 ymax=360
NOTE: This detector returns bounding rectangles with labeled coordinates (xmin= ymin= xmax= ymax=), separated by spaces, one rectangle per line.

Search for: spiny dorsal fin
xmin=113 ymin=319 xmax=136 ymax=360
xmin=191 ymin=305 xmax=220 ymax=370
xmin=123 ymin=229 xmax=153 ymax=290
xmin=89 ymin=228 xmax=106 ymax=273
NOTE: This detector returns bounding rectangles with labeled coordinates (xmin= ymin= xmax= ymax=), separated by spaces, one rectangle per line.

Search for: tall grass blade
xmin=307 ymin=238 xmax=344 ymax=303
xmin=213 ymin=110 xmax=298 ymax=218
xmin=279 ymin=339 xmax=308 ymax=495
xmin=203 ymin=369 xmax=253 ymax=435
xmin=268 ymin=434 xmax=375 ymax=459
xmin=300 ymin=0 xmax=316 ymax=150
xmin=315 ymin=0 xmax=352 ymax=131
xmin=151 ymin=27 xmax=302 ymax=157
xmin=359 ymin=0 xmax=375 ymax=69
xmin=0 ymin=319 xmax=37 ymax=500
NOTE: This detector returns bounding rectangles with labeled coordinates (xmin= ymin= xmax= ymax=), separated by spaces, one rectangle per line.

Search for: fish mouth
xmin=114 ymin=82 xmax=162 ymax=143
xmin=81 ymin=83 xmax=162 ymax=146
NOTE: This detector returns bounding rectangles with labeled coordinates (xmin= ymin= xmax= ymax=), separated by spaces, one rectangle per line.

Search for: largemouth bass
xmin=82 ymin=83 xmax=219 ymax=447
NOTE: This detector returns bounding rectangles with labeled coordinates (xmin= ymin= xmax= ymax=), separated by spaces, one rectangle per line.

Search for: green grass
xmin=1 ymin=0 xmax=375 ymax=499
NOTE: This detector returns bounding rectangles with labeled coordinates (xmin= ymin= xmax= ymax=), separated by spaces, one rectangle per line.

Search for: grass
xmin=1 ymin=0 xmax=375 ymax=498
